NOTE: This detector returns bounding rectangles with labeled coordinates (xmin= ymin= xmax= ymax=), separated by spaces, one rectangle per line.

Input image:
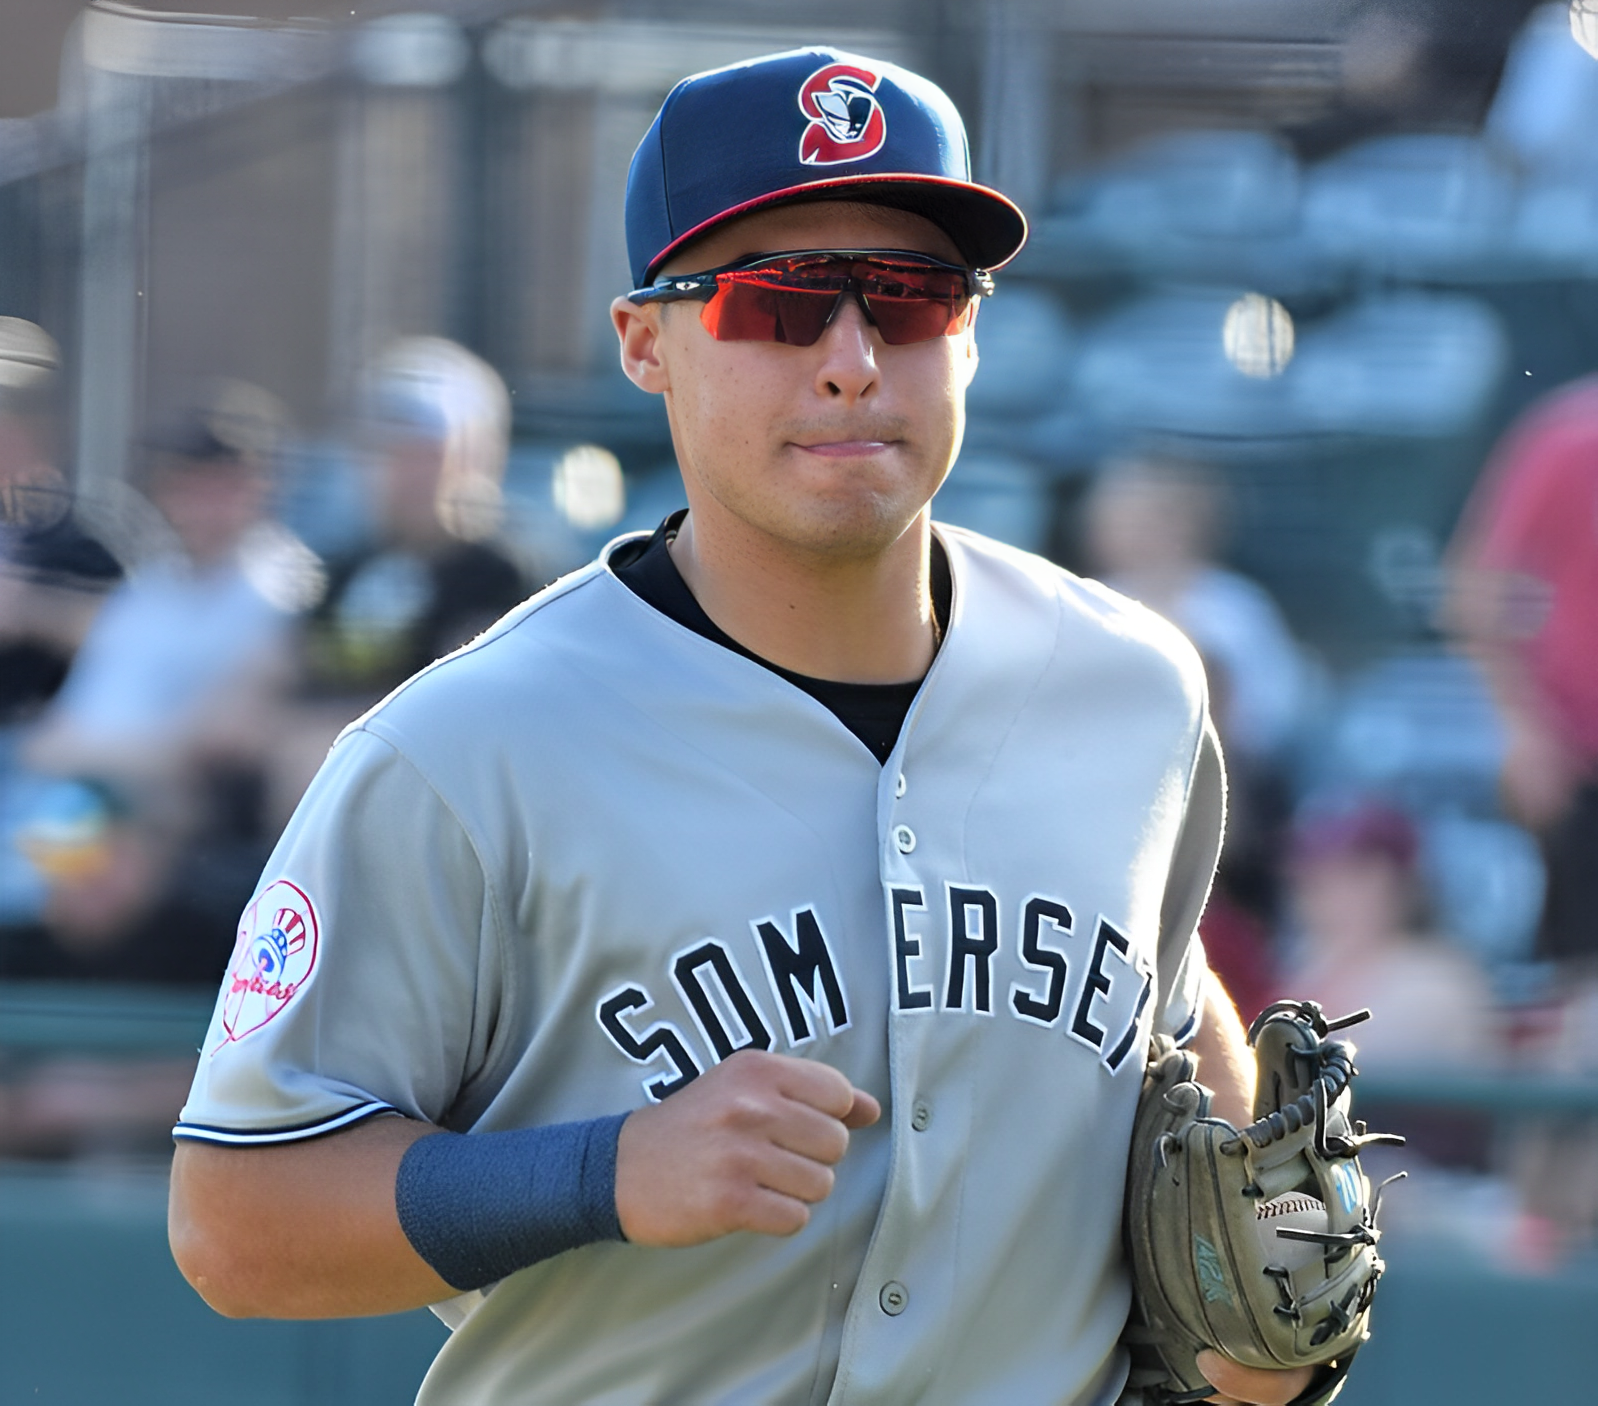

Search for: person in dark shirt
xmin=0 ymin=778 xmax=237 ymax=1159
xmin=266 ymin=339 xmax=531 ymax=827
xmin=0 ymin=330 xmax=122 ymax=724
xmin=300 ymin=337 xmax=530 ymax=703
xmin=0 ymin=779 xmax=236 ymax=987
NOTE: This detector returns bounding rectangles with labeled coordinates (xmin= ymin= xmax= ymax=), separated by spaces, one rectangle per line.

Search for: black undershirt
xmin=610 ymin=512 xmax=951 ymax=765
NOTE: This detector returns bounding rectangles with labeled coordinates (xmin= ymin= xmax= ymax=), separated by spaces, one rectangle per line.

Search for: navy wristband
xmin=396 ymin=1112 xmax=629 ymax=1291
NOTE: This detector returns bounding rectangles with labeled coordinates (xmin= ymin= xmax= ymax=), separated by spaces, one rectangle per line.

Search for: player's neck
xmin=667 ymin=510 xmax=938 ymax=685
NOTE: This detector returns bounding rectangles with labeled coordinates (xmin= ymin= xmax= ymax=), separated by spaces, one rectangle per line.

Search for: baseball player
xmin=169 ymin=48 xmax=1311 ymax=1406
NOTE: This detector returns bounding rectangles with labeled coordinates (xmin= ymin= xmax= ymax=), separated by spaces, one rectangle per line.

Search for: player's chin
xmin=777 ymin=495 xmax=927 ymax=558
xmin=778 ymin=464 xmax=936 ymax=536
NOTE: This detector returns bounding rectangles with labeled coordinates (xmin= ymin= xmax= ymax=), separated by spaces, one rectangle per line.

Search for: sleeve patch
xmin=215 ymin=878 xmax=322 ymax=1051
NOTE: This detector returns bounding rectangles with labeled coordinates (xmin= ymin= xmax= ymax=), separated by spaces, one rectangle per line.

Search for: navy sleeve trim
xmin=172 ymin=1101 xmax=399 ymax=1145
xmin=1172 ymin=1007 xmax=1200 ymax=1048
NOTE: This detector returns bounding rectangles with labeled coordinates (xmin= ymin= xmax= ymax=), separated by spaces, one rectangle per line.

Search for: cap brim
xmin=644 ymin=174 xmax=1028 ymax=283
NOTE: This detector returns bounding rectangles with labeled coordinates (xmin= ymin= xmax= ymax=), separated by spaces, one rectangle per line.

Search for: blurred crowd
xmin=2 ymin=0 xmax=1598 ymax=1276
xmin=0 ymin=327 xmax=538 ymax=1158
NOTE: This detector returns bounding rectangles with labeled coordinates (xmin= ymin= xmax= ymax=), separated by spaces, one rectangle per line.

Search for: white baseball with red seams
xmin=1255 ymin=1193 xmax=1332 ymax=1276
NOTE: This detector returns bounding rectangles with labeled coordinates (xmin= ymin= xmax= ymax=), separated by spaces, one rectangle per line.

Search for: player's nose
xmin=813 ymin=295 xmax=880 ymax=404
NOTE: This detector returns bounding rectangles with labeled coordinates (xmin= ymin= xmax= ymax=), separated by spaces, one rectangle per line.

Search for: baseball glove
xmin=1121 ymin=1000 xmax=1404 ymax=1406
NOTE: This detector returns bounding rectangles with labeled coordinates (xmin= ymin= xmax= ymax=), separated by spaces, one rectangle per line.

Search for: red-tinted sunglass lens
xmin=700 ymin=278 xmax=838 ymax=345
xmin=862 ymin=290 xmax=971 ymax=345
xmin=850 ymin=263 xmax=970 ymax=345
xmin=698 ymin=259 xmax=976 ymax=346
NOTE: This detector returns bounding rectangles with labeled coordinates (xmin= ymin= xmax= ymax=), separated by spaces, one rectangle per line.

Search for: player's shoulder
xmin=939 ymin=522 xmax=1207 ymax=692
xmin=336 ymin=545 xmax=651 ymax=743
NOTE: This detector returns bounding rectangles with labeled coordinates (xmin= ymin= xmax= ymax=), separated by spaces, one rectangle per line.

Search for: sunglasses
xmin=627 ymin=249 xmax=994 ymax=347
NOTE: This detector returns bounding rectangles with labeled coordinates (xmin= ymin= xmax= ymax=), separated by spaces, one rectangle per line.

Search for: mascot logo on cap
xmin=216 ymin=878 xmax=321 ymax=1048
xmin=798 ymin=63 xmax=887 ymax=166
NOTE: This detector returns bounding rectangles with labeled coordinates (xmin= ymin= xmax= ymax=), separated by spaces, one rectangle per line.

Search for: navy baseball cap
xmin=625 ymin=47 xmax=1028 ymax=288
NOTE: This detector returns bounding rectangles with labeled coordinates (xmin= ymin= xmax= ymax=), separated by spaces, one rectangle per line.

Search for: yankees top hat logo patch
xmin=797 ymin=62 xmax=886 ymax=166
xmin=217 ymin=878 xmax=321 ymax=1047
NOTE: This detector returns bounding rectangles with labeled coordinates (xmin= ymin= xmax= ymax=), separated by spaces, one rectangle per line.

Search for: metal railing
xmin=0 ymin=979 xmax=213 ymax=1054
xmin=6 ymin=978 xmax=1598 ymax=1120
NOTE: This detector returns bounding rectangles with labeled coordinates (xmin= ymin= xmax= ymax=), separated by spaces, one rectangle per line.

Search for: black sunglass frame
xmin=626 ymin=249 xmax=996 ymax=306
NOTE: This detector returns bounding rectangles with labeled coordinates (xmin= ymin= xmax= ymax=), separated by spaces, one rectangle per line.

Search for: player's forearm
xmin=169 ymin=1116 xmax=456 ymax=1318
xmin=1187 ymin=977 xmax=1254 ymax=1126
xmin=172 ymin=1111 xmax=635 ymax=1318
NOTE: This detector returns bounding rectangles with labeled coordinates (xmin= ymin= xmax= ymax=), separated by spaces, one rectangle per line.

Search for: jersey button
xmin=879 ymin=1280 xmax=909 ymax=1316
xmin=910 ymin=1100 xmax=932 ymax=1132
xmin=893 ymin=824 xmax=916 ymax=854
xmin=895 ymin=772 xmax=907 ymax=798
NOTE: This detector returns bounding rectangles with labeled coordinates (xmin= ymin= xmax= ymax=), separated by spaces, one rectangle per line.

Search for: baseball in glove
xmin=1121 ymin=1000 xmax=1405 ymax=1406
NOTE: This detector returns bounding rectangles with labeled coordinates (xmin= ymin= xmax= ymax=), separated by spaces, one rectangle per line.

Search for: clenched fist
xmin=614 ymin=1049 xmax=881 ymax=1247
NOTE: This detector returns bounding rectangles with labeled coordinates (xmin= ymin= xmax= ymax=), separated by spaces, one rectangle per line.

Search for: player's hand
xmin=1197 ymin=1350 xmax=1315 ymax=1406
xmin=614 ymin=1048 xmax=881 ymax=1247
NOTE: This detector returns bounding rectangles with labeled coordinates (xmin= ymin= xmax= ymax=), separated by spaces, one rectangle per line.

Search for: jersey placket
xmin=826 ymin=641 xmax=977 ymax=1404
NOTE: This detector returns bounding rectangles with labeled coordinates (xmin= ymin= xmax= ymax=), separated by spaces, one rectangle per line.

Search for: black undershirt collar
xmin=610 ymin=511 xmax=951 ymax=765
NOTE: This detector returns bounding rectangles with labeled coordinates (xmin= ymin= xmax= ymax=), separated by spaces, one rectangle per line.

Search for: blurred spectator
xmin=24 ymin=383 xmax=303 ymax=804
xmin=1282 ymin=800 xmax=1499 ymax=1060
xmin=1280 ymin=798 xmax=1500 ymax=1168
xmin=0 ymin=776 xmax=224 ymax=1159
xmin=0 ymin=778 xmax=234 ymax=986
xmin=1448 ymin=376 xmax=1598 ymax=968
xmin=1085 ymin=451 xmax=1306 ymax=961
xmin=269 ymin=338 xmax=529 ymax=824
xmin=0 ymin=320 xmax=122 ymax=725
xmin=303 ymin=337 xmax=525 ymax=697
xmin=1085 ymin=451 xmax=1307 ymax=763
xmin=1502 ymin=975 xmax=1598 ymax=1252
xmin=1449 ymin=377 xmax=1598 ymax=1244
xmin=6 ymin=383 xmax=311 ymax=994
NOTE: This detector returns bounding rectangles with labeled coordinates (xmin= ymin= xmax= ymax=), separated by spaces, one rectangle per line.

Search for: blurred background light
xmin=351 ymin=11 xmax=469 ymax=88
xmin=552 ymin=443 xmax=625 ymax=531
xmin=238 ymin=519 xmax=328 ymax=615
xmin=1571 ymin=0 xmax=1598 ymax=60
xmin=1223 ymin=292 xmax=1294 ymax=379
xmin=0 ymin=318 xmax=59 ymax=391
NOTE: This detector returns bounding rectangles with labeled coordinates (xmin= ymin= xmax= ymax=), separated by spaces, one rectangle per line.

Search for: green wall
xmin=4 ymin=1161 xmax=1594 ymax=1405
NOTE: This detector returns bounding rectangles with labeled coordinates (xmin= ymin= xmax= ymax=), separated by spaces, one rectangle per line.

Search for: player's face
xmin=613 ymin=202 xmax=979 ymax=560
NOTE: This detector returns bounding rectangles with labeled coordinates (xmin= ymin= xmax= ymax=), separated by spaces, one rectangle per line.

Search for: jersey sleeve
xmin=175 ymin=726 xmax=503 ymax=1144
xmin=1152 ymin=714 xmax=1225 ymax=1047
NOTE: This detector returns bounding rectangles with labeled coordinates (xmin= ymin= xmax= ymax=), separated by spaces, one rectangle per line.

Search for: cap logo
xmin=797 ymin=62 xmax=886 ymax=166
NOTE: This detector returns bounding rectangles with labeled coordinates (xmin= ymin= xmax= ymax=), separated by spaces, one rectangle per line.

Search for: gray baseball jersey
xmin=177 ymin=523 xmax=1222 ymax=1406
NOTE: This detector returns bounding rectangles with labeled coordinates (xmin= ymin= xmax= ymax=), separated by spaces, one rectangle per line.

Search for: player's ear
xmin=612 ymin=297 xmax=670 ymax=395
